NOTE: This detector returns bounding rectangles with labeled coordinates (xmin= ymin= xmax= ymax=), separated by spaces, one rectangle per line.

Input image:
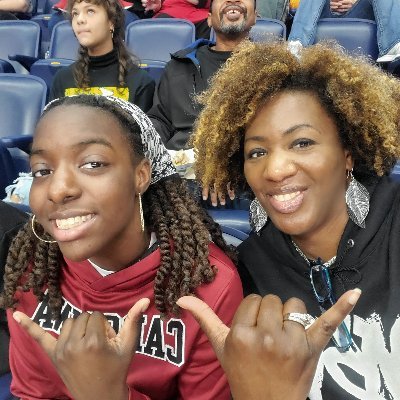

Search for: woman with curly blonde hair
xmin=193 ymin=41 xmax=400 ymax=399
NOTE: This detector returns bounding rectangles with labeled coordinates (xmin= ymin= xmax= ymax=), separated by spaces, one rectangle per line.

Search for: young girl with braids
xmin=1 ymin=95 xmax=242 ymax=399
xmin=49 ymin=0 xmax=155 ymax=112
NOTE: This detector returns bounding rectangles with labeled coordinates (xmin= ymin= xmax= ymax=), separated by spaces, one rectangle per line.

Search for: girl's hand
xmin=13 ymin=298 xmax=150 ymax=400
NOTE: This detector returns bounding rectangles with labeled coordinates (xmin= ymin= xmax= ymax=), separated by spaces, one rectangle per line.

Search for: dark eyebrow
xmin=30 ymin=138 xmax=114 ymax=158
xmin=245 ymin=123 xmax=321 ymax=143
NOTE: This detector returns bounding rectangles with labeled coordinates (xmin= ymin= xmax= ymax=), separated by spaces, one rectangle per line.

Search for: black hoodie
xmin=238 ymin=176 xmax=400 ymax=399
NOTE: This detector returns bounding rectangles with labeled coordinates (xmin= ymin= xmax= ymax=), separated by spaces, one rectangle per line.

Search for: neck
xmin=90 ymin=229 xmax=151 ymax=272
xmin=214 ymin=32 xmax=249 ymax=51
xmin=291 ymin=213 xmax=349 ymax=263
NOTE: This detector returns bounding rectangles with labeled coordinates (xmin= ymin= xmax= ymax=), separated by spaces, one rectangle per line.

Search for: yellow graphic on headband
xmin=65 ymin=87 xmax=129 ymax=100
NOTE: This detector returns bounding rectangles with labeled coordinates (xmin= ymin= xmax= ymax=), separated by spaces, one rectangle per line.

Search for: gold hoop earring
xmin=138 ymin=193 xmax=145 ymax=232
xmin=31 ymin=215 xmax=57 ymax=243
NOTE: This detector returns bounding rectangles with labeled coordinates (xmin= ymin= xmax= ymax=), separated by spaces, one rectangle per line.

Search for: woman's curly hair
xmin=68 ymin=0 xmax=138 ymax=89
xmin=192 ymin=41 xmax=400 ymax=192
xmin=1 ymin=95 xmax=234 ymax=318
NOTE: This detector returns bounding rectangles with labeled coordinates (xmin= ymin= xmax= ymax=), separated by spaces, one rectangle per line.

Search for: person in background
xmin=0 ymin=0 xmax=31 ymax=19
xmin=142 ymin=0 xmax=211 ymax=39
xmin=49 ymin=0 xmax=155 ymax=112
xmin=193 ymin=40 xmax=400 ymax=398
xmin=148 ymin=0 xmax=256 ymax=207
xmin=288 ymin=0 xmax=400 ymax=62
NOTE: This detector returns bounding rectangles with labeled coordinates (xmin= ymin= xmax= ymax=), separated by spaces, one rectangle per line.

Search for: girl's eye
xmin=292 ymin=138 xmax=315 ymax=149
xmin=71 ymin=11 xmax=78 ymax=17
xmin=32 ymin=169 xmax=52 ymax=178
xmin=87 ymin=8 xmax=95 ymax=14
xmin=247 ymin=149 xmax=267 ymax=159
xmin=81 ymin=161 xmax=106 ymax=169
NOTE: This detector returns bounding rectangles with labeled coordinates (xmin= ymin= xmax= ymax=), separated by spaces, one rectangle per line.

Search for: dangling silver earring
xmin=345 ymin=170 xmax=369 ymax=228
xmin=249 ymin=198 xmax=268 ymax=234
xmin=138 ymin=193 xmax=145 ymax=232
xmin=31 ymin=215 xmax=57 ymax=243
xmin=110 ymin=28 xmax=114 ymax=38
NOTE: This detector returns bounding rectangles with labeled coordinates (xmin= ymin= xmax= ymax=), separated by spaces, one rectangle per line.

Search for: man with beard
xmin=147 ymin=0 xmax=256 ymax=151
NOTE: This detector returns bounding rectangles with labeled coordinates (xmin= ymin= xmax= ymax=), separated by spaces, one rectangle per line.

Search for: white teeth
xmin=56 ymin=214 xmax=93 ymax=230
xmin=273 ymin=191 xmax=300 ymax=202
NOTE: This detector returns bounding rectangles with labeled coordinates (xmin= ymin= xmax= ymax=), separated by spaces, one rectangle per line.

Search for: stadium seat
xmin=0 ymin=20 xmax=41 ymax=74
xmin=209 ymin=18 xmax=286 ymax=42
xmin=314 ymin=18 xmax=379 ymax=60
xmin=390 ymin=161 xmax=400 ymax=183
xmin=206 ymin=209 xmax=250 ymax=246
xmin=125 ymin=19 xmax=196 ymax=63
xmin=46 ymin=20 xmax=79 ymax=60
xmin=207 ymin=209 xmax=251 ymax=235
xmin=0 ymin=74 xmax=47 ymax=153
xmin=139 ymin=60 xmax=166 ymax=84
xmin=30 ymin=21 xmax=78 ymax=92
xmin=0 ymin=372 xmax=12 ymax=400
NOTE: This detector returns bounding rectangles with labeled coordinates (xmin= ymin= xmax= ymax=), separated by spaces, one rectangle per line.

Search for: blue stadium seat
xmin=139 ymin=60 xmax=166 ymax=84
xmin=250 ymin=18 xmax=286 ymax=41
xmin=0 ymin=74 xmax=47 ymax=153
xmin=30 ymin=21 xmax=78 ymax=92
xmin=47 ymin=20 xmax=79 ymax=60
xmin=0 ymin=372 xmax=12 ymax=400
xmin=207 ymin=209 xmax=250 ymax=246
xmin=0 ymin=20 xmax=41 ymax=74
xmin=207 ymin=209 xmax=251 ymax=235
xmin=210 ymin=18 xmax=286 ymax=42
xmin=314 ymin=18 xmax=379 ymax=60
xmin=125 ymin=19 xmax=196 ymax=63
xmin=390 ymin=161 xmax=400 ymax=183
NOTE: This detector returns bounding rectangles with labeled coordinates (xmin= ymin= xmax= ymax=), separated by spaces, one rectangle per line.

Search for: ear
xmin=344 ymin=149 xmax=354 ymax=172
xmin=207 ymin=12 xmax=212 ymax=27
xmin=134 ymin=158 xmax=151 ymax=195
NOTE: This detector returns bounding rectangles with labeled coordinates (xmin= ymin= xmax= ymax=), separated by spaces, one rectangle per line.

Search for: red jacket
xmin=154 ymin=0 xmax=210 ymax=23
xmin=8 ymin=243 xmax=242 ymax=399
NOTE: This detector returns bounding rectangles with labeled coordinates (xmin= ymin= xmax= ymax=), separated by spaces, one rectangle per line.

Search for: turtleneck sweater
xmin=50 ymin=49 xmax=155 ymax=112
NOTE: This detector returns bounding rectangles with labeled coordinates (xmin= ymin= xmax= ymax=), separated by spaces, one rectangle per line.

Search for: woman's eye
xmin=248 ymin=149 xmax=266 ymax=159
xmin=292 ymin=138 xmax=315 ymax=149
xmin=32 ymin=169 xmax=52 ymax=178
xmin=71 ymin=11 xmax=78 ymax=17
xmin=81 ymin=161 xmax=106 ymax=169
xmin=87 ymin=8 xmax=95 ymax=14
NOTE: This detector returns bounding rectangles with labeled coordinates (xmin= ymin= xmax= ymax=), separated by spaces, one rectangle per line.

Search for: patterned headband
xmin=44 ymin=95 xmax=177 ymax=185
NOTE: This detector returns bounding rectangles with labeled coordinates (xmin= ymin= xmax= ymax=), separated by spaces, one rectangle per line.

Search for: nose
xmin=262 ymin=150 xmax=297 ymax=182
xmin=47 ymin=165 xmax=81 ymax=205
xmin=76 ymin=11 xmax=85 ymax=24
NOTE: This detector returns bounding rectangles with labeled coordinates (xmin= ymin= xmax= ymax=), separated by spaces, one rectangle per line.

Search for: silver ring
xmin=283 ymin=312 xmax=315 ymax=330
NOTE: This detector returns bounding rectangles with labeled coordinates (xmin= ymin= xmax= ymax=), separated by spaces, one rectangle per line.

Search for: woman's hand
xmin=141 ymin=0 xmax=161 ymax=12
xmin=330 ymin=0 xmax=356 ymax=13
xmin=177 ymin=290 xmax=361 ymax=400
xmin=13 ymin=298 xmax=150 ymax=400
xmin=202 ymin=183 xmax=235 ymax=207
